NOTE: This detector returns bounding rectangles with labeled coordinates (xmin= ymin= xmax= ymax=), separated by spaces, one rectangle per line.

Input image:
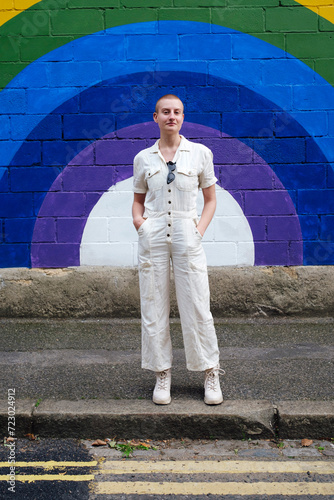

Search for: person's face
xmin=153 ymin=98 xmax=184 ymax=135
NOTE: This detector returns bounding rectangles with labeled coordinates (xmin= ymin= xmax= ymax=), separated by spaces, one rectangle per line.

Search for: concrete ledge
xmin=277 ymin=401 xmax=334 ymax=439
xmin=0 ymin=399 xmax=34 ymax=437
xmin=1 ymin=265 xmax=334 ymax=317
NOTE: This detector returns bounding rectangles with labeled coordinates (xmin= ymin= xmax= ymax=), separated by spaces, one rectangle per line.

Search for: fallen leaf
xmin=92 ymin=439 xmax=107 ymax=446
xmin=25 ymin=434 xmax=36 ymax=441
xmin=6 ymin=437 xmax=15 ymax=443
xmin=301 ymin=439 xmax=313 ymax=447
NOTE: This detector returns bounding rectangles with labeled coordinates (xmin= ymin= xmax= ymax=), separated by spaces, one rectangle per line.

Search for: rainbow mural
xmin=0 ymin=1 xmax=333 ymax=268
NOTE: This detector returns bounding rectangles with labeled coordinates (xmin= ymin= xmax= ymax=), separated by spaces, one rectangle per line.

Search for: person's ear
xmin=153 ymin=112 xmax=158 ymax=123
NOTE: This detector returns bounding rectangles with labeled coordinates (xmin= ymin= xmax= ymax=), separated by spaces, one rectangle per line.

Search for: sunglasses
xmin=167 ymin=161 xmax=176 ymax=184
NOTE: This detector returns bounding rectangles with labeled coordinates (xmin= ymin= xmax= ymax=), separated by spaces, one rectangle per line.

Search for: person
xmin=132 ymin=94 xmax=224 ymax=405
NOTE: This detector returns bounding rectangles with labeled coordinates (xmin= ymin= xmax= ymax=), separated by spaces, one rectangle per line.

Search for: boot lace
xmin=156 ymin=370 xmax=169 ymax=391
xmin=205 ymin=366 xmax=225 ymax=392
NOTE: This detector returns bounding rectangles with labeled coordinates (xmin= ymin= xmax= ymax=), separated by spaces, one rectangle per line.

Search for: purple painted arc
xmin=31 ymin=122 xmax=303 ymax=268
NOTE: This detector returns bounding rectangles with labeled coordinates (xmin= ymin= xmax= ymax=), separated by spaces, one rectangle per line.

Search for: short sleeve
xmin=133 ymin=153 xmax=147 ymax=194
xmin=198 ymin=146 xmax=218 ymax=189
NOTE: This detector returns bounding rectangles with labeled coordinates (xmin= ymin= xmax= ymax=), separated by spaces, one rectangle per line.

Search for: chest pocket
xmin=175 ymin=164 xmax=198 ymax=192
xmin=145 ymin=164 xmax=164 ymax=192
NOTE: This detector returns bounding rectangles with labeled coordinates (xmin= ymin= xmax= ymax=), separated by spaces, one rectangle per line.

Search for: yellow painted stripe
xmin=0 ymin=1 xmax=41 ymax=27
xmin=0 ymin=461 xmax=97 ymax=468
xmin=0 ymin=474 xmax=94 ymax=482
xmin=101 ymin=460 xmax=334 ymax=475
xmin=295 ymin=0 xmax=334 ymax=24
xmin=96 ymin=481 xmax=334 ymax=496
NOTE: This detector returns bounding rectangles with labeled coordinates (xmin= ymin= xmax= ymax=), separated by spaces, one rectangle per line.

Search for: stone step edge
xmin=1 ymin=399 xmax=333 ymax=440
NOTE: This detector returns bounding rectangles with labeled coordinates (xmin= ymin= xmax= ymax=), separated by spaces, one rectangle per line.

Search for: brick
xmin=0 ymin=168 xmax=9 ymax=192
xmin=252 ymin=138 xmax=305 ymax=164
xmin=31 ymin=243 xmax=80 ymax=267
xmin=245 ymin=191 xmax=296 ymax=215
xmin=102 ymin=60 xmax=156 ymax=82
xmin=81 ymin=217 xmax=108 ymax=243
xmin=38 ymin=192 xmax=86 ymax=217
xmin=10 ymin=167 xmax=60 ymax=192
xmin=315 ymin=59 xmax=334 ymax=87
xmin=14 ymin=0 xmax=67 ymax=7
xmin=51 ymin=9 xmax=104 ymax=35
xmin=206 ymin=138 xmax=253 ymax=164
xmin=265 ymin=6 xmax=318 ymax=32
xmin=222 ymin=111 xmax=274 ymax=138
xmin=247 ymin=216 xmax=266 ymax=241
xmin=11 ymin=10 xmax=51 ymax=37
xmin=10 ymin=141 xmax=41 ymax=167
xmin=304 ymin=241 xmax=334 ymax=265
xmin=232 ymin=33 xmax=285 ymax=59
xmin=0 ymin=142 xmax=15 ymax=167
xmin=0 ymin=63 xmax=27 ymax=91
xmin=55 ymin=96 xmax=79 ymax=114
xmin=11 ymin=115 xmax=62 ymax=141
xmin=63 ymin=115 xmax=115 ymax=140
xmin=184 ymin=113 xmax=221 ymax=132
xmin=62 ymin=166 xmax=115 ymax=191
xmin=320 ymin=215 xmax=334 ymax=241
xmin=95 ymin=139 xmax=145 ymax=165
xmin=73 ymin=34 xmax=125 ymax=61
xmin=319 ymin=7 xmax=334 ymax=30
xmin=20 ymin=36 xmax=74 ymax=62
xmin=175 ymin=0 xmax=225 ymax=5
xmin=105 ymin=8 xmax=157 ymax=29
xmin=31 ymin=218 xmax=56 ymax=243
xmin=26 ymin=88 xmax=78 ymax=114
xmin=202 ymin=242 xmax=237 ymax=266
xmin=299 ymin=215 xmax=319 ymax=240
xmin=42 ymin=141 xmax=91 ymax=167
xmin=286 ymin=33 xmax=334 ymax=59
xmin=306 ymin=137 xmax=334 ymax=163
xmin=293 ymin=85 xmax=334 ymax=111
xmin=229 ymin=0 xmax=277 ymax=5
xmin=4 ymin=218 xmax=35 ymax=243
xmin=0 ymin=244 xmax=30 ymax=268
xmin=186 ymin=86 xmax=239 ymax=113
xmin=0 ymin=116 xmax=10 ymax=140
xmin=70 ymin=0 xmax=119 ymax=5
xmin=210 ymin=58 xmax=263 ymax=85
xmin=48 ymin=61 xmax=102 ymax=87
xmin=180 ymin=34 xmax=231 ymax=60
xmin=80 ymin=242 xmax=134 ymax=266
xmin=267 ymin=215 xmax=301 ymax=241
xmin=212 ymin=7 xmax=264 ymax=33
xmin=299 ymin=190 xmax=334 ymax=215
xmin=57 ymin=218 xmax=86 ymax=243
xmin=219 ymin=164 xmax=273 ymax=190
xmin=328 ymin=165 xmax=334 ymax=188
xmin=126 ymin=35 xmax=178 ymax=60
xmin=80 ymin=85 xmax=132 ymax=113
xmin=159 ymin=8 xmax=210 ymax=23
xmin=0 ymin=193 xmax=33 ymax=217
xmin=158 ymin=20 xmax=210 ymax=34
xmin=263 ymin=59 xmax=314 ymax=85
xmin=255 ymin=242 xmax=288 ymax=265
xmin=274 ymin=163 xmax=326 ymax=190
xmin=121 ymin=0 xmax=171 ymax=5
xmin=275 ymin=111 xmax=327 ymax=138
xmin=1 ymin=1 xmax=14 ymax=8
xmin=155 ymin=62 xmax=208 ymax=84
xmin=0 ymin=89 xmax=26 ymax=114
xmin=108 ymin=217 xmax=137 ymax=243
xmin=240 ymin=86 xmax=292 ymax=112
xmin=0 ymin=36 xmax=20 ymax=62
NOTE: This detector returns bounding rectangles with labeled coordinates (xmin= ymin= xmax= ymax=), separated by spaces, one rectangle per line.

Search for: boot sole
xmin=153 ymin=396 xmax=172 ymax=405
xmin=204 ymin=396 xmax=224 ymax=405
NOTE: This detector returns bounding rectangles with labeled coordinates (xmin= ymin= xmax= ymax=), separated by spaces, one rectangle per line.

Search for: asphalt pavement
xmin=0 ymin=317 xmax=333 ymax=440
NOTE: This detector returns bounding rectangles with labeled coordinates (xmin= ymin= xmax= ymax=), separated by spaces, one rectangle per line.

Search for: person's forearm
xmin=196 ymin=198 xmax=216 ymax=236
xmin=132 ymin=194 xmax=146 ymax=230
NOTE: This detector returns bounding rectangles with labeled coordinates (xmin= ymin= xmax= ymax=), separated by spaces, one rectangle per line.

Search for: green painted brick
xmin=50 ymin=8 xmax=104 ymax=35
xmin=121 ymin=0 xmax=172 ymax=6
xmin=212 ymin=7 xmax=264 ymax=33
xmin=265 ymin=6 xmax=318 ymax=33
xmin=253 ymin=32 xmax=285 ymax=52
xmin=228 ymin=0 xmax=278 ymax=6
xmin=286 ymin=33 xmax=334 ymax=59
xmin=0 ymin=36 xmax=20 ymax=62
xmin=69 ymin=0 xmax=120 ymax=7
xmin=174 ymin=0 xmax=226 ymax=6
xmin=20 ymin=36 xmax=74 ymax=62
xmin=105 ymin=8 xmax=157 ymax=28
xmin=319 ymin=16 xmax=334 ymax=33
xmin=159 ymin=8 xmax=210 ymax=23
xmin=315 ymin=59 xmax=334 ymax=86
xmin=0 ymin=63 xmax=27 ymax=90
xmin=0 ymin=10 xmax=51 ymax=36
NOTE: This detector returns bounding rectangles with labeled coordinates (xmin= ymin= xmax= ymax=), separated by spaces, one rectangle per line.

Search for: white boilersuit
xmin=133 ymin=135 xmax=220 ymax=372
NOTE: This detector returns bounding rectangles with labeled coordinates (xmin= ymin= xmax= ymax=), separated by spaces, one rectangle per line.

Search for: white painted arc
xmin=80 ymin=177 xmax=255 ymax=266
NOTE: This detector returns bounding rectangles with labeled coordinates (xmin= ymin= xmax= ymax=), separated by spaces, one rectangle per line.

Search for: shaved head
xmin=155 ymin=94 xmax=184 ymax=113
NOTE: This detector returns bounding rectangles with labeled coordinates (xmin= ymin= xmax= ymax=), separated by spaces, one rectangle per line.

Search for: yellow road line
xmin=0 ymin=461 xmax=97 ymax=468
xmin=96 ymin=481 xmax=334 ymax=496
xmin=0 ymin=474 xmax=94 ymax=482
xmin=101 ymin=460 xmax=334 ymax=475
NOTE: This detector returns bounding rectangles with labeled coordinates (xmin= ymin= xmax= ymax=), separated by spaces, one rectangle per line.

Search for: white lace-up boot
xmin=204 ymin=364 xmax=225 ymax=405
xmin=153 ymin=369 xmax=172 ymax=405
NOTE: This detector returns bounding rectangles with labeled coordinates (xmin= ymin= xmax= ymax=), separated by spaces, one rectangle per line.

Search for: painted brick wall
xmin=0 ymin=0 xmax=333 ymax=268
